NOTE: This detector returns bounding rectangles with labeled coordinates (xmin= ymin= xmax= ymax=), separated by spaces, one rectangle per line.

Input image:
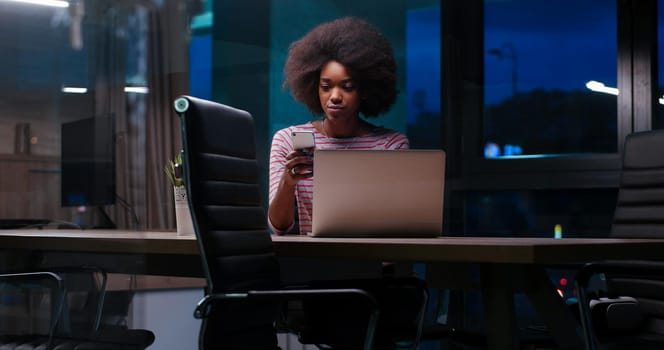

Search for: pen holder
xmin=174 ymin=186 xmax=195 ymax=236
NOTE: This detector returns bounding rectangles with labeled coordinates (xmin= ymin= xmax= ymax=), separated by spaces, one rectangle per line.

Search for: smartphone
xmin=292 ymin=131 xmax=315 ymax=150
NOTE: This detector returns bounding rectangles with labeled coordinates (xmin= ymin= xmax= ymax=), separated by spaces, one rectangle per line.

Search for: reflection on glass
xmin=484 ymin=0 xmax=617 ymax=158
xmin=464 ymin=189 xmax=617 ymax=238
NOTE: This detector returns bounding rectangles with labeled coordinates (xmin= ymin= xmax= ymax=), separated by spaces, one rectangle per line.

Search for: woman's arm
xmin=267 ymin=172 xmax=297 ymax=234
xmin=267 ymin=130 xmax=313 ymax=234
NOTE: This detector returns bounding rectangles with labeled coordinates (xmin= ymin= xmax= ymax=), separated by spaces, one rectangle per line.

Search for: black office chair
xmin=174 ymin=95 xmax=427 ymax=350
xmin=0 ymin=268 xmax=155 ymax=350
xmin=574 ymin=129 xmax=664 ymax=350
xmin=609 ymin=129 xmax=664 ymax=239
xmin=50 ymin=267 xmax=155 ymax=350
xmin=576 ymin=261 xmax=664 ymax=350
xmin=0 ymin=271 xmax=65 ymax=349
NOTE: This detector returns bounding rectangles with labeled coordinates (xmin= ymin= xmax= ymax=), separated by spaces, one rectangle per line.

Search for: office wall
xmin=130 ymin=289 xmax=202 ymax=350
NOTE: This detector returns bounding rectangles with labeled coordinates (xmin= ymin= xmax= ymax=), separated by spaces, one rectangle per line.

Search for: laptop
xmin=310 ymin=149 xmax=445 ymax=238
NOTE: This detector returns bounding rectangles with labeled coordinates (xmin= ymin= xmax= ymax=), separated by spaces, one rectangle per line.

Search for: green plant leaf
xmin=164 ymin=152 xmax=184 ymax=187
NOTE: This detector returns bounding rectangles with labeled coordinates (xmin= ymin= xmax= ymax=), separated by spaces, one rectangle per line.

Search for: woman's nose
xmin=330 ymin=88 xmax=342 ymax=103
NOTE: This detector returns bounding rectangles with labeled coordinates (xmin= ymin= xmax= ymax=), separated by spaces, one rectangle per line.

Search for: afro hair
xmin=283 ymin=17 xmax=398 ymax=117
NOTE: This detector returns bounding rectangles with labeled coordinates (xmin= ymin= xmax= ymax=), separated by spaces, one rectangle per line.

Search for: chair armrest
xmin=194 ymin=288 xmax=379 ymax=350
xmin=74 ymin=328 xmax=156 ymax=348
xmin=41 ymin=265 xmax=108 ymax=331
xmin=575 ymin=260 xmax=664 ymax=288
xmin=574 ymin=260 xmax=664 ymax=350
xmin=194 ymin=288 xmax=379 ymax=318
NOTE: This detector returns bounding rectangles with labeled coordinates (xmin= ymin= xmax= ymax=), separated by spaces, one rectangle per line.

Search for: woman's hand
xmin=283 ymin=149 xmax=314 ymax=183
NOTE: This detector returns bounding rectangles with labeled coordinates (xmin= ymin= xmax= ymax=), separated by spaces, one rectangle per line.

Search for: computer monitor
xmin=61 ymin=115 xmax=116 ymax=207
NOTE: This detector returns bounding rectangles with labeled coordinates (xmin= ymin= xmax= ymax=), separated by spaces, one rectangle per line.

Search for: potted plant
xmin=164 ymin=152 xmax=184 ymax=188
xmin=164 ymin=152 xmax=194 ymax=236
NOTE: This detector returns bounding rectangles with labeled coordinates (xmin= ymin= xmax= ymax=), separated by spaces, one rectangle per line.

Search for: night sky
xmin=484 ymin=0 xmax=618 ymax=105
xmin=405 ymin=0 xmax=628 ymax=120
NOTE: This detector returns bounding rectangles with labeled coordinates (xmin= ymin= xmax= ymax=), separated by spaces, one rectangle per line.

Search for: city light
xmin=587 ymin=81 xmax=664 ymax=105
xmin=585 ymin=80 xmax=619 ymax=95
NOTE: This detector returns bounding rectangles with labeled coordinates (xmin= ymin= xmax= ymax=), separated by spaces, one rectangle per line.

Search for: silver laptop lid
xmin=311 ymin=149 xmax=445 ymax=237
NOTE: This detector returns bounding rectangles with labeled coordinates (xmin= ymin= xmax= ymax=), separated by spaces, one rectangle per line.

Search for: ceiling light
xmin=124 ymin=86 xmax=149 ymax=94
xmin=1 ymin=0 xmax=69 ymax=8
xmin=62 ymin=86 xmax=87 ymax=94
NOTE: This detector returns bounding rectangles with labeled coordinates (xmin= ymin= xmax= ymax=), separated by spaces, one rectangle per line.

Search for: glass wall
xmin=0 ymin=0 xmax=662 ymax=349
xmin=0 ymin=0 xmax=652 ymax=238
xmin=0 ymin=0 xmax=655 ymax=238
xmin=0 ymin=0 xmax=194 ymax=230
xmin=0 ymin=0 xmax=122 ymax=227
xmin=0 ymin=0 xmax=444 ymax=227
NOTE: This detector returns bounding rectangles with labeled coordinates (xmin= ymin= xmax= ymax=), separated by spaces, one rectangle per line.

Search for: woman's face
xmin=318 ymin=60 xmax=361 ymax=121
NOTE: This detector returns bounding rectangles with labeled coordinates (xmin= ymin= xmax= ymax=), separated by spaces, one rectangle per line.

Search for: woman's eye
xmin=343 ymin=85 xmax=355 ymax=91
xmin=320 ymin=85 xmax=330 ymax=91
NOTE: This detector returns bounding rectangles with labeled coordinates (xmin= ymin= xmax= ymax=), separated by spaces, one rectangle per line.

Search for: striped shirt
xmin=268 ymin=121 xmax=409 ymax=235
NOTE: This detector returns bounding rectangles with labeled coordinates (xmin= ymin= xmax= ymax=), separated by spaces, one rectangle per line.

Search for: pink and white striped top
xmin=268 ymin=121 xmax=409 ymax=235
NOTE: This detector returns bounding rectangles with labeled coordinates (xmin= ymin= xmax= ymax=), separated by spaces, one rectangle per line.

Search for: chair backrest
xmin=174 ymin=96 xmax=281 ymax=349
xmin=611 ymin=129 xmax=664 ymax=238
xmin=579 ymin=129 xmax=664 ymax=349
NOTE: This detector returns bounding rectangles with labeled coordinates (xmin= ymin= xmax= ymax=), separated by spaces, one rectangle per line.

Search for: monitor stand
xmin=93 ymin=206 xmax=116 ymax=229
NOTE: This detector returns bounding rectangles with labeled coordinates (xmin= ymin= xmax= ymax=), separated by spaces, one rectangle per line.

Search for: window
xmin=483 ymin=0 xmax=618 ymax=158
xmin=406 ymin=5 xmax=442 ymax=150
xmin=445 ymin=0 xmax=625 ymax=191
xmin=657 ymin=0 xmax=664 ymax=129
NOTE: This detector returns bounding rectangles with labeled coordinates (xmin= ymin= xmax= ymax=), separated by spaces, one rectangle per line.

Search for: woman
xmin=269 ymin=16 xmax=409 ymax=235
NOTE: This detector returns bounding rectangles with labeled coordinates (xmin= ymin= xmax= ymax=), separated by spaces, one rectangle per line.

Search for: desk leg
xmin=480 ymin=264 xmax=519 ymax=350
xmin=523 ymin=266 xmax=583 ymax=350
